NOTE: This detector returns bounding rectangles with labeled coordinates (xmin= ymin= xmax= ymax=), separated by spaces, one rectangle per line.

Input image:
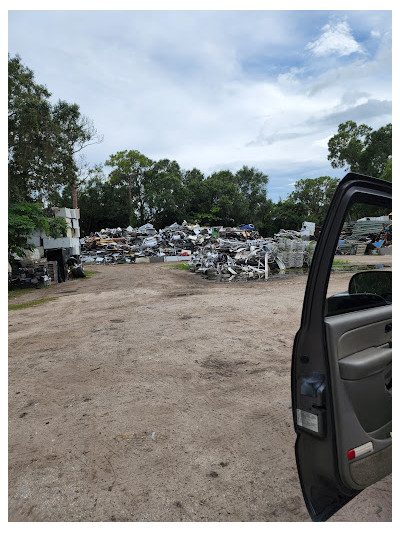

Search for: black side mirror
xmin=348 ymin=270 xmax=392 ymax=303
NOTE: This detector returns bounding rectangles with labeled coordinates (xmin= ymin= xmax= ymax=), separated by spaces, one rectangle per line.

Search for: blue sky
xmin=8 ymin=9 xmax=392 ymax=202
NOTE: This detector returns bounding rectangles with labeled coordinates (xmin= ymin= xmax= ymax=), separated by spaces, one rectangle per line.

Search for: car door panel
xmin=325 ymin=307 xmax=392 ymax=490
xmin=291 ymin=173 xmax=392 ymax=521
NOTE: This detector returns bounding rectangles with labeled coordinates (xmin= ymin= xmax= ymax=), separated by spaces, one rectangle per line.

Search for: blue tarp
xmin=239 ymin=224 xmax=255 ymax=230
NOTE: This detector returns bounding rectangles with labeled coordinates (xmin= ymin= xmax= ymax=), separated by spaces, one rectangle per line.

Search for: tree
xmin=105 ymin=150 xmax=153 ymax=226
xmin=144 ymin=159 xmax=187 ymax=228
xmin=8 ymin=54 xmax=103 ymax=206
xmin=8 ymin=55 xmax=58 ymax=203
xmin=76 ymin=170 xmax=131 ymax=234
xmin=52 ymin=100 xmax=103 ymax=208
xmin=182 ymin=168 xmax=207 ymax=220
xmin=266 ymin=200 xmax=304 ymax=236
xmin=234 ymin=166 xmax=269 ymax=229
xmin=8 ymin=203 xmax=67 ymax=263
xmin=380 ymin=158 xmax=392 ymax=182
xmin=328 ymin=121 xmax=392 ymax=178
xmin=360 ymin=125 xmax=392 ymax=178
xmin=200 ymin=170 xmax=244 ymax=226
xmin=288 ymin=176 xmax=340 ymax=224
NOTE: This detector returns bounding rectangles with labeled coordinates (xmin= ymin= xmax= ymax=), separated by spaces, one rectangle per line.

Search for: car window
xmin=325 ymin=201 xmax=392 ymax=317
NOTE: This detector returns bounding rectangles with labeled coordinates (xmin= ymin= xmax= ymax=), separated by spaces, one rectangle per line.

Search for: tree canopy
xmin=105 ymin=149 xmax=153 ymax=226
xmin=327 ymin=120 xmax=392 ymax=179
xmin=288 ymin=176 xmax=340 ymax=225
xmin=8 ymin=54 xmax=102 ymax=205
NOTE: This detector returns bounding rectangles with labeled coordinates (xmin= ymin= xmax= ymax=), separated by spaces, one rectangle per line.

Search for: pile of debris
xmin=189 ymin=229 xmax=316 ymax=281
xmin=8 ymin=262 xmax=52 ymax=290
xmin=8 ymin=255 xmax=86 ymax=290
xmin=80 ymin=222 xmax=317 ymax=281
xmin=337 ymin=216 xmax=392 ymax=256
xmin=80 ymin=222 xmax=261 ymax=264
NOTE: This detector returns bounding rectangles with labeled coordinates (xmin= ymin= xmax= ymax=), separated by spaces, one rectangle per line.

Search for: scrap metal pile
xmin=189 ymin=229 xmax=315 ymax=281
xmin=337 ymin=218 xmax=392 ymax=256
xmin=81 ymin=222 xmax=316 ymax=280
xmin=80 ymin=222 xmax=220 ymax=264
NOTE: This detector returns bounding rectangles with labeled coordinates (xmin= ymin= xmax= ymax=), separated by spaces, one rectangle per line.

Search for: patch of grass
xmin=333 ymin=259 xmax=350 ymax=265
xmin=85 ymin=270 xmax=100 ymax=276
xmin=8 ymin=287 xmax=37 ymax=299
xmin=162 ymin=263 xmax=190 ymax=270
xmin=8 ymin=297 xmax=57 ymax=311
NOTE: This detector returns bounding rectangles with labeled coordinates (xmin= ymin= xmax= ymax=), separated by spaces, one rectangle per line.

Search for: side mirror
xmin=348 ymin=270 xmax=392 ymax=303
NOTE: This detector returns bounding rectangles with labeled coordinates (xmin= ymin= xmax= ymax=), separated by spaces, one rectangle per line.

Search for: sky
xmin=8 ymin=8 xmax=392 ymax=202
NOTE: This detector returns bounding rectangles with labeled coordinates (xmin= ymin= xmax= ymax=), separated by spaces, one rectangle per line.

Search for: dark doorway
xmin=45 ymin=248 xmax=68 ymax=282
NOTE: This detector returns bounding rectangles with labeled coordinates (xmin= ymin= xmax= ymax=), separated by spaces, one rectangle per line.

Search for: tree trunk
xmin=72 ymin=184 xmax=78 ymax=209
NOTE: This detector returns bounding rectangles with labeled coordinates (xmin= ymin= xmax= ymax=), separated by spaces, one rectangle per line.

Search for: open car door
xmin=292 ymin=173 xmax=392 ymax=521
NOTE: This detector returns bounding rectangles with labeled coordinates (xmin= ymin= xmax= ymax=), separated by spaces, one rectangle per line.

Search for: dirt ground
xmin=8 ymin=259 xmax=392 ymax=522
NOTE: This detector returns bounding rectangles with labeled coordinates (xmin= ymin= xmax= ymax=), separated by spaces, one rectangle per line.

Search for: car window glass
xmin=325 ymin=201 xmax=392 ymax=317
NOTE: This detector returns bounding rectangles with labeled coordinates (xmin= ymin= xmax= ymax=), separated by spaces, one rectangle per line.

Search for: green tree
xmin=380 ymin=158 xmax=392 ymax=182
xmin=8 ymin=54 xmax=102 ymax=206
xmin=288 ymin=176 xmax=340 ymax=224
xmin=145 ymin=159 xmax=187 ymax=228
xmin=8 ymin=203 xmax=67 ymax=263
xmin=8 ymin=55 xmax=57 ymax=203
xmin=201 ymin=170 xmax=244 ymax=226
xmin=360 ymin=124 xmax=392 ymax=178
xmin=52 ymin=100 xmax=103 ymax=208
xmin=267 ymin=200 xmax=305 ymax=236
xmin=234 ymin=165 xmax=269 ymax=229
xmin=105 ymin=150 xmax=153 ymax=226
xmin=328 ymin=121 xmax=392 ymax=178
xmin=182 ymin=168 xmax=207 ymax=220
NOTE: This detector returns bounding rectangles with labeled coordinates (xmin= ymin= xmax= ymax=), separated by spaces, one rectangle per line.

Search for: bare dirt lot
xmin=8 ymin=261 xmax=391 ymax=522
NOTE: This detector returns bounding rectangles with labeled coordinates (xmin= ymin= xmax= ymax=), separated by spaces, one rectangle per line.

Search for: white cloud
xmin=277 ymin=67 xmax=306 ymax=86
xmin=313 ymin=136 xmax=331 ymax=149
xmin=306 ymin=20 xmax=364 ymax=57
xmin=371 ymin=30 xmax=381 ymax=38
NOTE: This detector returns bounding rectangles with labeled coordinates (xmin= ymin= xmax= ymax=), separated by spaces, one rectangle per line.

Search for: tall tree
xmin=327 ymin=120 xmax=392 ymax=178
xmin=105 ymin=150 xmax=153 ymax=226
xmin=75 ymin=170 xmax=131 ymax=234
xmin=145 ymin=159 xmax=186 ymax=228
xmin=234 ymin=165 xmax=269 ymax=226
xmin=8 ymin=55 xmax=57 ymax=203
xmin=202 ymin=170 xmax=240 ymax=226
xmin=288 ymin=176 xmax=340 ymax=224
xmin=8 ymin=54 xmax=102 ymax=206
xmin=182 ymin=168 xmax=207 ymax=220
xmin=52 ymin=100 xmax=103 ymax=208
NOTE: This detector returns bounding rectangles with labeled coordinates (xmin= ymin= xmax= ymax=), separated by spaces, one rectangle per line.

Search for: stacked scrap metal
xmin=337 ymin=218 xmax=392 ymax=255
xmin=80 ymin=222 xmax=316 ymax=280
xmin=80 ymin=222 xmax=220 ymax=264
xmin=189 ymin=229 xmax=316 ymax=281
